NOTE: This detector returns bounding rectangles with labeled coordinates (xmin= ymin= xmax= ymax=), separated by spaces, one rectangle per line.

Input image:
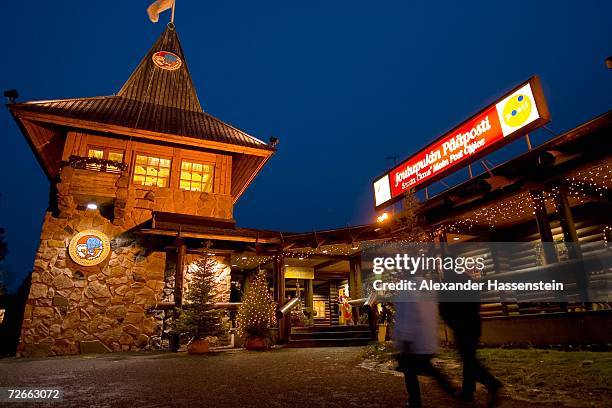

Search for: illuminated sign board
xmin=285 ymin=267 xmax=315 ymax=280
xmin=373 ymin=76 xmax=550 ymax=209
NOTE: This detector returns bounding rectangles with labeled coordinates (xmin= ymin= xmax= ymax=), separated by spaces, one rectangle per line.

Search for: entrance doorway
xmin=284 ymin=277 xmax=350 ymax=326
xmin=313 ymin=279 xmax=348 ymax=326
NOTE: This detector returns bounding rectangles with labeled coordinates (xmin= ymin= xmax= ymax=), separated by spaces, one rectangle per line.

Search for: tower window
xmin=133 ymin=154 xmax=171 ymax=187
xmin=180 ymin=160 xmax=214 ymax=192
xmin=88 ymin=148 xmax=104 ymax=160
xmin=87 ymin=147 xmax=124 ymax=173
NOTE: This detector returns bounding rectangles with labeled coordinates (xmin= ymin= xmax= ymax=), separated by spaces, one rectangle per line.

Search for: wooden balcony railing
xmin=64 ymin=155 xmax=127 ymax=174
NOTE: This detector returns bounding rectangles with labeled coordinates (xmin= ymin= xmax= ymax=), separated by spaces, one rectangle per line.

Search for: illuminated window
xmin=313 ymin=300 xmax=326 ymax=318
xmin=133 ymin=154 xmax=171 ymax=187
xmin=88 ymin=149 xmax=104 ymax=159
xmin=87 ymin=148 xmax=104 ymax=170
xmin=108 ymin=151 xmax=124 ymax=163
xmin=180 ymin=160 xmax=213 ymax=192
xmin=106 ymin=151 xmax=124 ymax=172
xmin=87 ymin=148 xmax=124 ymax=173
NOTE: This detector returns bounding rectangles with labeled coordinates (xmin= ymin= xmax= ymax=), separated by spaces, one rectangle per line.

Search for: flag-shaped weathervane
xmin=147 ymin=0 xmax=176 ymax=23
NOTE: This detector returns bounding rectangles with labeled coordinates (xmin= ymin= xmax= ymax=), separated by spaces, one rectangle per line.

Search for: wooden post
xmin=554 ymin=188 xmax=590 ymax=308
xmin=272 ymin=251 xmax=285 ymax=303
xmin=531 ymin=190 xmax=571 ymax=311
xmin=272 ymin=250 xmax=286 ymax=340
xmin=349 ymin=255 xmax=362 ymax=324
xmin=304 ymin=279 xmax=313 ymax=323
xmin=525 ymin=133 xmax=532 ymax=151
xmin=529 ymin=190 xmax=558 ymax=264
xmin=171 ymin=238 xmax=186 ymax=351
xmin=554 ymin=189 xmax=581 ymax=258
xmin=349 ymin=255 xmax=362 ymax=298
xmin=368 ymin=304 xmax=379 ymax=340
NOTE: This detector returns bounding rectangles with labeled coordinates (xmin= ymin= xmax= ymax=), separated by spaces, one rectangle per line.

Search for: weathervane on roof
xmin=147 ymin=0 xmax=176 ymax=24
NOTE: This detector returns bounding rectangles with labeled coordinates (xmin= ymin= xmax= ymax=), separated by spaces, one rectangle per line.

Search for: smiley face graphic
xmin=502 ymin=94 xmax=533 ymax=128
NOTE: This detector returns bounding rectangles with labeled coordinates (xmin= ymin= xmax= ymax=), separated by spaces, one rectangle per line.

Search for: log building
xmin=7 ymin=23 xmax=611 ymax=356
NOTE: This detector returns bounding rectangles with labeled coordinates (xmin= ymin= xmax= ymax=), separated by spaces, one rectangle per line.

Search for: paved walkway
xmin=0 ymin=347 xmax=558 ymax=407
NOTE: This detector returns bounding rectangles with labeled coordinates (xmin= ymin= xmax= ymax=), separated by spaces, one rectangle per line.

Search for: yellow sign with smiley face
xmin=495 ymin=83 xmax=540 ymax=137
xmin=502 ymin=93 xmax=533 ymax=128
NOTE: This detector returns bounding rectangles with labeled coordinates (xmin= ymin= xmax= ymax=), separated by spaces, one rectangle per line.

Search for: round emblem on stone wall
xmin=68 ymin=230 xmax=111 ymax=267
xmin=152 ymin=51 xmax=182 ymax=71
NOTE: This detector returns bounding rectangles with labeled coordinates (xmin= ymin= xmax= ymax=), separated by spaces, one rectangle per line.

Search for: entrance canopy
xmin=138 ymin=211 xmax=387 ymax=275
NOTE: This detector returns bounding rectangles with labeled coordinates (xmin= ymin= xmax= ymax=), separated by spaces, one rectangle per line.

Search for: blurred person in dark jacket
xmin=439 ymin=269 xmax=502 ymax=405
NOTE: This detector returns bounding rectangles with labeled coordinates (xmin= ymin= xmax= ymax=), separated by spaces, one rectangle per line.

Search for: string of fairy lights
xmin=567 ymin=163 xmax=611 ymax=200
xmin=603 ymin=225 xmax=612 ymax=249
xmin=229 ymin=163 xmax=610 ymax=269
xmin=236 ymin=270 xmax=277 ymax=339
xmin=230 ymin=243 xmax=363 ymax=270
xmin=441 ymin=163 xmax=611 ymax=234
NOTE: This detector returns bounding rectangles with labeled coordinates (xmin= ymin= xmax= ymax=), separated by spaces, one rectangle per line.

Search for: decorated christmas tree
xmin=174 ymin=256 xmax=224 ymax=341
xmin=236 ymin=270 xmax=277 ymax=346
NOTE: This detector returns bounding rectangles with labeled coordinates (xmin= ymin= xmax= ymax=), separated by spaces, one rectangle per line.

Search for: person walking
xmin=439 ymin=271 xmax=503 ymax=404
xmin=394 ymin=290 xmax=456 ymax=408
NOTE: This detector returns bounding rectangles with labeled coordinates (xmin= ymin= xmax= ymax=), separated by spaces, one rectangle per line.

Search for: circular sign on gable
xmin=152 ymin=51 xmax=182 ymax=71
xmin=68 ymin=230 xmax=111 ymax=267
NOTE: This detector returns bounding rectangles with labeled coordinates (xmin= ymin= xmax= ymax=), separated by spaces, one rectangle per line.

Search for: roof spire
xmin=118 ymin=24 xmax=202 ymax=112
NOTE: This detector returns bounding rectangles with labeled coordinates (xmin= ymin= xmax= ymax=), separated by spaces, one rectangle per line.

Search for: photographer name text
xmin=372 ymin=279 xmax=564 ymax=292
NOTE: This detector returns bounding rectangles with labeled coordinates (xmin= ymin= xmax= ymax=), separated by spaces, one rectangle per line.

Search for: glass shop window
xmin=179 ymin=160 xmax=214 ymax=192
xmin=133 ymin=154 xmax=171 ymax=187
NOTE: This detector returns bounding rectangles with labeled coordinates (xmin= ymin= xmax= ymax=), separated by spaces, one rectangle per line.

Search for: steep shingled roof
xmin=117 ymin=22 xmax=202 ymax=113
xmin=13 ymin=96 xmax=273 ymax=150
xmin=11 ymin=24 xmax=273 ymax=152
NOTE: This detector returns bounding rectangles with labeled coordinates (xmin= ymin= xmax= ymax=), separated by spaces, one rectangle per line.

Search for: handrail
xmin=352 ymin=292 xmax=380 ymax=340
xmin=347 ymin=297 xmax=366 ymax=307
xmin=275 ymin=297 xmax=301 ymax=320
xmin=213 ymin=302 xmax=243 ymax=310
xmin=361 ymin=292 xmax=378 ymax=313
xmin=150 ymin=301 xmax=242 ymax=311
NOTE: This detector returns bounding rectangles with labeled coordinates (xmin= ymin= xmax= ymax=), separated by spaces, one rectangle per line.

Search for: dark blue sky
xmin=1 ymin=1 xmax=610 ymax=291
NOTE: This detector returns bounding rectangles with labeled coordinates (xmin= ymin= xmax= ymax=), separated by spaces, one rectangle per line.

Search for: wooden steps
xmin=287 ymin=325 xmax=373 ymax=348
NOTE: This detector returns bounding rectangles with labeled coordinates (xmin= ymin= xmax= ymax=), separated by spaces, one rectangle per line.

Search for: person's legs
xmin=474 ymin=361 xmax=502 ymax=393
xmin=398 ymin=353 xmax=423 ymax=408
xmin=456 ymin=338 xmax=478 ymax=400
xmin=457 ymin=335 xmax=502 ymax=400
xmin=416 ymin=355 xmax=456 ymax=398
xmin=403 ymin=366 xmax=423 ymax=408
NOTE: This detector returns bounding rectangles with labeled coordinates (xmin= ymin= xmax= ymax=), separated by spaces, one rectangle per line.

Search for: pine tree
xmin=393 ymin=190 xmax=429 ymax=242
xmin=174 ymin=256 xmax=224 ymax=340
xmin=236 ymin=270 xmax=277 ymax=339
